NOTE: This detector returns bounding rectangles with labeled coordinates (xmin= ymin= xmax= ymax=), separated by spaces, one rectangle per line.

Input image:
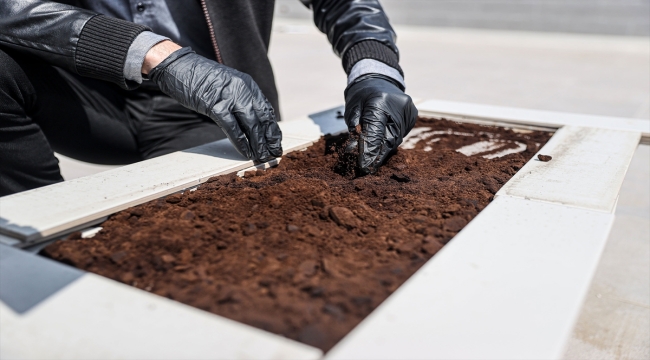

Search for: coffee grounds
xmin=43 ymin=118 xmax=552 ymax=351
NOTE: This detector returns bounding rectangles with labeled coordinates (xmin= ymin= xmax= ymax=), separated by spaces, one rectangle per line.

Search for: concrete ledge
xmin=496 ymin=126 xmax=641 ymax=213
xmin=418 ymin=100 xmax=650 ymax=143
xmin=0 ymin=272 xmax=322 ymax=359
xmin=0 ymin=102 xmax=642 ymax=358
xmin=326 ymin=196 xmax=614 ymax=360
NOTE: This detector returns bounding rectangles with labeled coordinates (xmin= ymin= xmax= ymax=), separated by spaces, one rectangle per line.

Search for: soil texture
xmin=43 ymin=118 xmax=552 ymax=351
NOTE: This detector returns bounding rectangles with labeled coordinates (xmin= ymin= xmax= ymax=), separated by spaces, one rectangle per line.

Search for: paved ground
xmin=269 ymin=20 xmax=650 ymax=122
xmin=55 ymin=17 xmax=650 ymax=359
xmin=564 ymin=145 xmax=650 ymax=359
xmin=276 ymin=0 xmax=650 ymax=36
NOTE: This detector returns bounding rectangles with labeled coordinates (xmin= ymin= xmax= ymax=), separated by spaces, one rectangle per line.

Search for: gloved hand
xmin=344 ymin=74 xmax=417 ymax=174
xmin=148 ymin=47 xmax=282 ymax=162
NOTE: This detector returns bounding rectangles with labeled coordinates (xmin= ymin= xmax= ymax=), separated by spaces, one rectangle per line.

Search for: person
xmin=0 ymin=0 xmax=417 ymax=196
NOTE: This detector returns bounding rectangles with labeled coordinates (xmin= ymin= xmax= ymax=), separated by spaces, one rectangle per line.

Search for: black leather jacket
xmin=0 ymin=0 xmax=401 ymax=116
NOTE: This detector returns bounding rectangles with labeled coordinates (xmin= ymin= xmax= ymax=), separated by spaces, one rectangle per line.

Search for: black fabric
xmin=165 ymin=0 xmax=215 ymax=61
xmin=0 ymin=1 xmax=97 ymax=74
xmin=0 ymin=0 xmax=405 ymax=194
xmin=202 ymin=0 xmax=402 ymax=118
xmin=306 ymin=0 xmax=399 ymax=71
xmin=203 ymin=0 xmax=281 ymax=121
xmin=0 ymin=49 xmax=226 ymax=196
xmin=0 ymin=49 xmax=63 ymax=194
xmin=342 ymin=40 xmax=403 ymax=76
xmin=1 ymin=0 xmax=403 ymax=122
xmin=75 ymin=0 xmax=215 ymax=61
xmin=75 ymin=15 xmax=150 ymax=90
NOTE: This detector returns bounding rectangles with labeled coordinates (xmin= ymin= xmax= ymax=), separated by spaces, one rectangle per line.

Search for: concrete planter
xmin=1 ymin=100 xmax=646 ymax=359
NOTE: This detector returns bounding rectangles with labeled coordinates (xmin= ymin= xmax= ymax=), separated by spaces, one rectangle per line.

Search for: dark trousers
xmin=0 ymin=48 xmax=226 ymax=196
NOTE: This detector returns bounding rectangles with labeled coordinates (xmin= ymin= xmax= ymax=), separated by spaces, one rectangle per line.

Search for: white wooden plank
xmin=496 ymin=126 xmax=640 ymax=213
xmin=326 ymin=196 xmax=614 ymax=360
xmin=236 ymin=158 xmax=284 ymax=177
xmin=418 ymin=99 xmax=650 ymax=143
xmin=0 ymin=129 xmax=315 ymax=244
xmin=0 ymin=273 xmax=322 ymax=360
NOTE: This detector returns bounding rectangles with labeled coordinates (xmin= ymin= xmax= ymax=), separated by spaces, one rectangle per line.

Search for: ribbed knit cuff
xmin=75 ymin=15 xmax=150 ymax=90
xmin=342 ymin=40 xmax=403 ymax=77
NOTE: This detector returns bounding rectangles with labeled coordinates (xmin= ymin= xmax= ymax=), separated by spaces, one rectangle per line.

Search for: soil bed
xmin=43 ymin=118 xmax=552 ymax=351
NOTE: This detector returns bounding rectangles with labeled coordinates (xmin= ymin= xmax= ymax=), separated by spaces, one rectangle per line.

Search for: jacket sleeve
xmin=300 ymin=0 xmax=402 ymax=76
xmin=0 ymin=1 xmax=149 ymax=89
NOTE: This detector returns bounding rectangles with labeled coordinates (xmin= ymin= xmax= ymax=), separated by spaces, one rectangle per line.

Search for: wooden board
xmin=0 ymin=120 xmax=320 ymax=245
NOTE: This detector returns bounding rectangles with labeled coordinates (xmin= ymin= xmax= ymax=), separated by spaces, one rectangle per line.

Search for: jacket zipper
xmin=199 ymin=0 xmax=224 ymax=64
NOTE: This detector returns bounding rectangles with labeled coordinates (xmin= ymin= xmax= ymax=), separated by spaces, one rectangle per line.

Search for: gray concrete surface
xmin=270 ymin=19 xmax=650 ymax=122
xmin=563 ymin=144 xmax=650 ymax=359
xmin=277 ymin=0 xmax=650 ymax=36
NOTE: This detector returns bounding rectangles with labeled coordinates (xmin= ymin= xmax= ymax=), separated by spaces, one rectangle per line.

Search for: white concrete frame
xmin=416 ymin=99 xmax=649 ymax=144
xmin=0 ymin=100 xmax=645 ymax=359
xmin=0 ymin=273 xmax=322 ymax=360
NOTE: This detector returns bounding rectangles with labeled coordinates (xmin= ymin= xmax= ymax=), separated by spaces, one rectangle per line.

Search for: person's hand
xmin=145 ymin=44 xmax=282 ymax=162
xmin=344 ymin=74 xmax=417 ymax=174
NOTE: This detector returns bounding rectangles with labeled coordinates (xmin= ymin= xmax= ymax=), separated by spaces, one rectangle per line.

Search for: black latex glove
xmin=344 ymin=74 xmax=417 ymax=174
xmin=148 ymin=47 xmax=282 ymax=162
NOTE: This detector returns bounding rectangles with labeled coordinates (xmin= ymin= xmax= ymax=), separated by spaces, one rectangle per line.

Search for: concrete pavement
xmin=276 ymin=0 xmax=650 ymax=36
xmin=270 ymin=19 xmax=649 ymax=122
xmin=564 ymin=145 xmax=650 ymax=359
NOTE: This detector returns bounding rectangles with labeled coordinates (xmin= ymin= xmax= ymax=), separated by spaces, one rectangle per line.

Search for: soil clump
xmin=43 ymin=118 xmax=552 ymax=351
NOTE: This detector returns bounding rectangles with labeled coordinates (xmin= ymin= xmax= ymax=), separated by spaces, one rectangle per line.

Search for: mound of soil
xmin=43 ymin=118 xmax=552 ymax=351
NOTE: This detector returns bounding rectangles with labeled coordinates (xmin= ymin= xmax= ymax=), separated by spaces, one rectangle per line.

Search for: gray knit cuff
xmin=348 ymin=59 xmax=405 ymax=89
xmin=124 ymin=31 xmax=170 ymax=84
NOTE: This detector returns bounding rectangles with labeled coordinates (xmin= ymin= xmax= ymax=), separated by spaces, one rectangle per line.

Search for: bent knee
xmin=0 ymin=47 xmax=37 ymax=111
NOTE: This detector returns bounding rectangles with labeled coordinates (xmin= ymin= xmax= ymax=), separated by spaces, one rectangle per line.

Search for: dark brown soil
xmin=538 ymin=154 xmax=553 ymax=162
xmin=42 ymin=118 xmax=552 ymax=351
